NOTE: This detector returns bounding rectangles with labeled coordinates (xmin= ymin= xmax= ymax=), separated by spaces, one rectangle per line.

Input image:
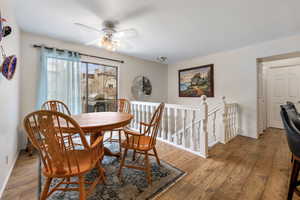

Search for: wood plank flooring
xmin=2 ymin=128 xmax=296 ymax=200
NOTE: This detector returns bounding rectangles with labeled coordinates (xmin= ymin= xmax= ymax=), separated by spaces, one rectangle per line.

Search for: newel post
xmin=219 ymin=96 xmax=228 ymax=144
xmin=200 ymin=95 xmax=208 ymax=158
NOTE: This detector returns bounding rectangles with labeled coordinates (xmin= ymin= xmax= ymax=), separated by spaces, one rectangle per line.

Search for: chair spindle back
xmin=42 ymin=100 xmax=71 ymax=116
xmin=126 ymin=103 xmax=164 ymax=149
xmin=147 ymin=102 xmax=164 ymax=146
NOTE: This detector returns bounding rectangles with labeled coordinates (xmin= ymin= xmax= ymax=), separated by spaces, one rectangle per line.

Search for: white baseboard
xmin=156 ymin=137 xmax=207 ymax=158
xmin=238 ymin=132 xmax=258 ymax=139
xmin=130 ymin=127 xmax=208 ymax=158
xmin=0 ymin=150 xmax=20 ymax=199
xmin=208 ymin=140 xmax=219 ymax=147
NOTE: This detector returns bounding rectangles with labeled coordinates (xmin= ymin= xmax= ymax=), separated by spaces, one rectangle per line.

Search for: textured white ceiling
xmin=13 ymin=0 xmax=300 ymax=63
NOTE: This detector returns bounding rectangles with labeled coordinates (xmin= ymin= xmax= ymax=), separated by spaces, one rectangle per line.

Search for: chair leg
xmin=288 ymin=159 xmax=300 ymax=200
xmin=90 ymin=134 xmax=97 ymax=145
xmin=118 ymin=130 xmax=122 ymax=153
xmin=118 ymin=148 xmax=128 ymax=178
xmin=132 ymin=150 xmax=136 ymax=161
xmin=26 ymin=139 xmax=34 ymax=156
xmin=145 ymin=151 xmax=152 ymax=185
xmin=153 ymin=147 xmax=161 ymax=166
xmin=40 ymin=177 xmax=52 ymax=200
xmin=109 ymin=131 xmax=113 ymax=142
xmin=96 ymin=162 xmax=106 ymax=183
xmin=79 ymin=175 xmax=86 ymax=200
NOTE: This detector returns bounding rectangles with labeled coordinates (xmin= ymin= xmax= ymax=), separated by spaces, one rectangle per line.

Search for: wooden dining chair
xmin=23 ymin=110 xmax=105 ymax=200
xmin=118 ymin=102 xmax=165 ymax=185
xmin=281 ymin=104 xmax=300 ymax=200
xmin=105 ymin=99 xmax=131 ymax=153
xmin=41 ymin=100 xmax=71 ymax=116
xmin=25 ymin=100 xmax=72 ymax=156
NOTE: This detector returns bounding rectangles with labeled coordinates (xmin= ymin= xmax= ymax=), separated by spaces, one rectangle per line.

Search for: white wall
xmin=20 ymin=32 xmax=168 ymax=147
xmin=0 ymin=0 xmax=21 ymax=196
xmin=168 ymin=34 xmax=300 ymax=139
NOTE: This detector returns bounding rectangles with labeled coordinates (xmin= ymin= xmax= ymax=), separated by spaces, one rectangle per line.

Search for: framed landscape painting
xmin=178 ymin=64 xmax=214 ymax=97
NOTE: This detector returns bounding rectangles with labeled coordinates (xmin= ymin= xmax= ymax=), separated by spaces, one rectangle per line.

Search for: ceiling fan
xmin=75 ymin=20 xmax=136 ymax=51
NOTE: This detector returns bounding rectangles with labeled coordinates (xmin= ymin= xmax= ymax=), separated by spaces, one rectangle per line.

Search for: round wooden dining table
xmin=71 ymin=112 xmax=133 ymax=157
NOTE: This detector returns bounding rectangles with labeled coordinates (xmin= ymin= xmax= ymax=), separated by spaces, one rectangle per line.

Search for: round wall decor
xmin=131 ymin=76 xmax=152 ymax=100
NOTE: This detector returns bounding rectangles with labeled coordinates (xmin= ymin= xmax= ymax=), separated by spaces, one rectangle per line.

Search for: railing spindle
xmin=167 ymin=107 xmax=172 ymax=143
xmin=131 ymin=104 xmax=134 ymax=128
xmin=174 ymin=108 xmax=179 ymax=145
xmin=134 ymin=104 xmax=137 ymax=130
xmin=191 ymin=110 xmax=196 ymax=151
xmin=182 ymin=109 xmax=187 ymax=147
xmin=159 ymin=107 xmax=164 ymax=139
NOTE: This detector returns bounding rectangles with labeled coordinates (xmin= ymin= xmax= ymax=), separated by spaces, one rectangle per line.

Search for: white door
xmin=268 ymin=65 xmax=300 ymax=128
xmin=286 ymin=67 xmax=300 ymax=111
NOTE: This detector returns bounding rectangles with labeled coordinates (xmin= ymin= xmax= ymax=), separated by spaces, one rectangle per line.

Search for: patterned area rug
xmin=39 ymin=143 xmax=186 ymax=200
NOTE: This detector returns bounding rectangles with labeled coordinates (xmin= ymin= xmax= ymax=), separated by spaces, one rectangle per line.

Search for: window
xmin=80 ymin=62 xmax=118 ymax=113
xmin=42 ymin=48 xmax=118 ymax=114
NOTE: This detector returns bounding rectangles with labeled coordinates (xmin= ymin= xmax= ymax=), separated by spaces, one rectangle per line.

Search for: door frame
xmin=257 ymin=57 xmax=300 ymax=132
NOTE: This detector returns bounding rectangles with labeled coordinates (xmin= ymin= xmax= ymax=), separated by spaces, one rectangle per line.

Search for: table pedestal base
xmin=91 ymin=133 xmax=121 ymax=158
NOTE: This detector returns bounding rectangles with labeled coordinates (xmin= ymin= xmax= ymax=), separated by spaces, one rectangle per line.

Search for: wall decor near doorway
xmin=178 ymin=64 xmax=214 ymax=97
xmin=131 ymin=75 xmax=152 ymax=100
xmin=1 ymin=50 xmax=17 ymax=80
xmin=0 ymin=11 xmax=17 ymax=80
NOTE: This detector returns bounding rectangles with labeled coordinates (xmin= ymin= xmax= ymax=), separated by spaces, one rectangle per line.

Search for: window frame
xmin=81 ymin=61 xmax=119 ymax=112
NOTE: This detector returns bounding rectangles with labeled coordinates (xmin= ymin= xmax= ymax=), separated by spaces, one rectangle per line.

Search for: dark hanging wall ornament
xmin=2 ymin=26 xmax=11 ymax=37
xmin=142 ymin=76 xmax=152 ymax=96
xmin=0 ymin=10 xmax=17 ymax=80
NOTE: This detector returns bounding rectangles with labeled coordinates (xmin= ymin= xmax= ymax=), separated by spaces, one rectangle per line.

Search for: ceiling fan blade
xmin=116 ymin=5 xmax=155 ymax=23
xmin=114 ymin=28 xmax=137 ymax=39
xmin=85 ymin=38 xmax=101 ymax=46
xmin=74 ymin=23 xmax=103 ymax=33
xmin=118 ymin=39 xmax=134 ymax=50
xmin=74 ymin=0 xmax=106 ymax=20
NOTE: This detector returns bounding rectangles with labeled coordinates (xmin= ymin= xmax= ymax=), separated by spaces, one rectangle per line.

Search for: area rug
xmin=38 ymin=143 xmax=186 ymax=200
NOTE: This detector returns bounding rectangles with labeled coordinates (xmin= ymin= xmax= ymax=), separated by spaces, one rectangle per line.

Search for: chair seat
xmin=121 ymin=135 xmax=153 ymax=151
xmin=43 ymin=150 xmax=103 ymax=178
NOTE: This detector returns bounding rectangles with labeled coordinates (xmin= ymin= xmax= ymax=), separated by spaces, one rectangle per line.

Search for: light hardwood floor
xmin=2 ymin=128 xmax=296 ymax=200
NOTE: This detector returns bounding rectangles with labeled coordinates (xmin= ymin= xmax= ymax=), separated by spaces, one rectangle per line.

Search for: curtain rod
xmin=33 ymin=44 xmax=125 ymax=64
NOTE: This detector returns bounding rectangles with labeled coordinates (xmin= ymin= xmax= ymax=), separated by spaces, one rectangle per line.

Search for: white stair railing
xmin=129 ymin=96 xmax=239 ymax=158
xmin=207 ymin=97 xmax=239 ymax=145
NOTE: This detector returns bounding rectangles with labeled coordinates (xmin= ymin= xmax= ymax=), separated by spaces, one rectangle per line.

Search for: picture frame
xmin=178 ymin=64 xmax=214 ymax=97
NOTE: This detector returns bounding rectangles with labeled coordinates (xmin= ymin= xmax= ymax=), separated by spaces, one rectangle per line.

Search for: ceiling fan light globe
xmin=99 ymin=35 xmax=119 ymax=51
